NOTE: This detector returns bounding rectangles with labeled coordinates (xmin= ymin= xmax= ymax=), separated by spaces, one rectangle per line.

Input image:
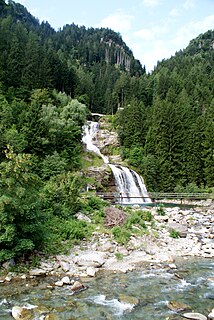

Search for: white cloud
xmin=96 ymin=12 xmax=134 ymax=33
xmin=134 ymin=28 xmax=155 ymax=41
xmin=141 ymin=41 xmax=172 ymax=71
xmin=14 ymin=0 xmax=27 ymax=4
xmin=183 ymin=0 xmax=196 ymax=10
xmin=172 ymin=14 xmax=214 ymax=48
xmin=169 ymin=8 xmax=180 ymax=18
xmin=134 ymin=22 xmax=168 ymax=41
xmin=143 ymin=0 xmax=161 ymax=8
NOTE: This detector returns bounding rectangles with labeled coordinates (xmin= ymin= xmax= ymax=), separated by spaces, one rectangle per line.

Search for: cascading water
xmin=109 ymin=164 xmax=151 ymax=204
xmin=82 ymin=120 xmax=151 ymax=204
xmin=82 ymin=121 xmax=109 ymax=164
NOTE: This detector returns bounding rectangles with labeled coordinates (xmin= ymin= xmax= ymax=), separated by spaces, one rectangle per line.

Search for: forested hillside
xmin=0 ymin=0 xmax=213 ymax=263
xmin=0 ymin=0 xmax=143 ymax=113
xmin=117 ymin=30 xmax=214 ymax=191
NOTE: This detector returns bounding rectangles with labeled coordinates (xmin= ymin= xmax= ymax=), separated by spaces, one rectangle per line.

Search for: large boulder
xmin=74 ymin=252 xmax=105 ymax=267
xmin=168 ymin=222 xmax=188 ymax=237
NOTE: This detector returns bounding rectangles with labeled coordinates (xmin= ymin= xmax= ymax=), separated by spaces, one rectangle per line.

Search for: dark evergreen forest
xmin=0 ymin=0 xmax=213 ymax=263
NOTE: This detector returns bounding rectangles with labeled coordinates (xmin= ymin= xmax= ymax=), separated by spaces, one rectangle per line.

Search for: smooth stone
xmin=58 ymin=261 xmax=70 ymax=272
xmin=168 ymin=222 xmax=188 ymax=237
xmin=11 ymin=306 xmax=32 ymax=320
xmin=74 ymin=253 xmax=105 ymax=267
xmin=75 ymin=212 xmax=91 ymax=223
xmin=86 ymin=267 xmax=97 ymax=277
xmin=55 ymin=281 xmax=64 ymax=287
xmin=208 ymin=309 xmax=214 ymax=320
xmin=70 ymin=281 xmax=85 ymax=293
xmin=45 ymin=314 xmax=59 ymax=320
xmin=5 ymin=276 xmax=12 ymax=282
xmin=118 ymin=294 xmax=139 ymax=306
xmin=183 ymin=312 xmax=207 ymax=320
xmin=167 ymin=300 xmax=191 ymax=312
xmin=29 ymin=268 xmax=46 ymax=276
xmin=61 ymin=276 xmax=70 ymax=284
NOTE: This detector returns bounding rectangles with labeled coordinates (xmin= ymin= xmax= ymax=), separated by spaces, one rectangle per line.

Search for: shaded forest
xmin=0 ymin=0 xmax=213 ymax=262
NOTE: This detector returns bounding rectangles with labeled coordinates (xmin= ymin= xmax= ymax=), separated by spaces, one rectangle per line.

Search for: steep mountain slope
xmin=0 ymin=0 xmax=144 ymax=113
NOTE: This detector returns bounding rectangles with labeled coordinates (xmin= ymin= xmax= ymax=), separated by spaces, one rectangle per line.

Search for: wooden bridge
xmin=94 ymin=192 xmax=213 ymax=204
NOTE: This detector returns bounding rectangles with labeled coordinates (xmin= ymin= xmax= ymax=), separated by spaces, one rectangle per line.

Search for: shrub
xmin=59 ymin=219 xmax=93 ymax=241
xmin=156 ymin=204 xmax=166 ymax=216
xmin=170 ymin=229 xmax=180 ymax=238
xmin=115 ymin=252 xmax=124 ymax=261
xmin=112 ymin=226 xmax=131 ymax=245
xmin=86 ymin=196 xmax=107 ymax=211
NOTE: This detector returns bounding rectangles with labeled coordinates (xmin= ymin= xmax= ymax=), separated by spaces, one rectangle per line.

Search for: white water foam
xmin=82 ymin=121 xmax=109 ymax=163
xmin=92 ymin=294 xmax=135 ymax=316
xmin=174 ymin=278 xmax=192 ymax=291
xmin=141 ymin=270 xmax=174 ymax=279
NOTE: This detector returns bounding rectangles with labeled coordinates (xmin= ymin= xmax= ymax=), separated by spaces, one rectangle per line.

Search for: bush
xmin=86 ymin=196 xmax=107 ymax=211
xmin=112 ymin=226 xmax=131 ymax=245
xmin=170 ymin=229 xmax=180 ymax=239
xmin=42 ymin=172 xmax=83 ymax=218
xmin=156 ymin=204 xmax=166 ymax=216
xmin=59 ymin=219 xmax=92 ymax=241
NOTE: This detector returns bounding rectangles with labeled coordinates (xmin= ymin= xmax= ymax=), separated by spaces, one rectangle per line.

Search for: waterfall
xmin=109 ymin=164 xmax=151 ymax=204
xmin=82 ymin=121 xmax=109 ymax=164
xmin=82 ymin=121 xmax=151 ymax=204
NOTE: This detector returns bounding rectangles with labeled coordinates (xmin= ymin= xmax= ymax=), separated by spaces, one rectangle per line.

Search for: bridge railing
xmin=148 ymin=192 xmax=212 ymax=200
xmin=92 ymin=192 xmax=213 ymax=202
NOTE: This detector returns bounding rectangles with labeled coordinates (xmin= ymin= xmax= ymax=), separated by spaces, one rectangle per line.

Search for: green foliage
xmin=174 ymin=182 xmax=207 ymax=193
xmin=156 ymin=204 xmax=166 ymax=216
xmin=0 ymin=146 xmax=45 ymax=262
xmin=41 ymin=151 xmax=68 ymax=179
xmin=112 ymin=226 xmax=132 ymax=245
xmin=42 ymin=172 xmax=83 ymax=218
xmin=59 ymin=219 xmax=93 ymax=241
xmin=115 ymin=252 xmax=124 ymax=261
xmin=111 ymin=210 xmax=153 ymax=245
xmin=126 ymin=210 xmax=152 ymax=228
xmin=169 ymin=229 xmax=180 ymax=239
xmin=86 ymin=196 xmax=108 ymax=211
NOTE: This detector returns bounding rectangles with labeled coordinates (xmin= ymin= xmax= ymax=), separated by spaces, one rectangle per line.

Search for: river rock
xmin=208 ymin=309 xmax=214 ymax=319
xmin=86 ymin=266 xmax=97 ymax=277
xmin=183 ymin=312 xmax=207 ymax=320
xmin=45 ymin=314 xmax=59 ymax=320
xmin=58 ymin=260 xmax=70 ymax=272
xmin=118 ymin=294 xmax=139 ymax=306
xmin=70 ymin=281 xmax=85 ymax=293
xmin=11 ymin=306 xmax=32 ymax=319
xmin=167 ymin=300 xmax=191 ymax=312
xmin=97 ymin=240 xmax=114 ymax=252
xmin=75 ymin=212 xmax=91 ymax=223
xmin=29 ymin=268 xmax=47 ymax=276
xmin=5 ymin=275 xmax=12 ymax=282
xmin=168 ymin=222 xmax=188 ymax=237
xmin=55 ymin=280 xmax=64 ymax=287
xmin=74 ymin=252 xmax=105 ymax=267
xmin=61 ymin=276 xmax=71 ymax=284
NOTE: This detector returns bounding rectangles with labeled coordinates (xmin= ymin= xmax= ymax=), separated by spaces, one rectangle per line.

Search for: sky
xmin=11 ymin=0 xmax=214 ymax=72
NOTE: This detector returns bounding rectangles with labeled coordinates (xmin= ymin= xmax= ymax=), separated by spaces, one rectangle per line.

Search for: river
xmin=0 ymin=258 xmax=213 ymax=319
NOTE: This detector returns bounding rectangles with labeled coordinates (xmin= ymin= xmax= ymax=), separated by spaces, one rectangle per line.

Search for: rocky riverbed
xmin=1 ymin=201 xmax=214 ymax=320
xmin=1 ymin=201 xmax=213 ymax=279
